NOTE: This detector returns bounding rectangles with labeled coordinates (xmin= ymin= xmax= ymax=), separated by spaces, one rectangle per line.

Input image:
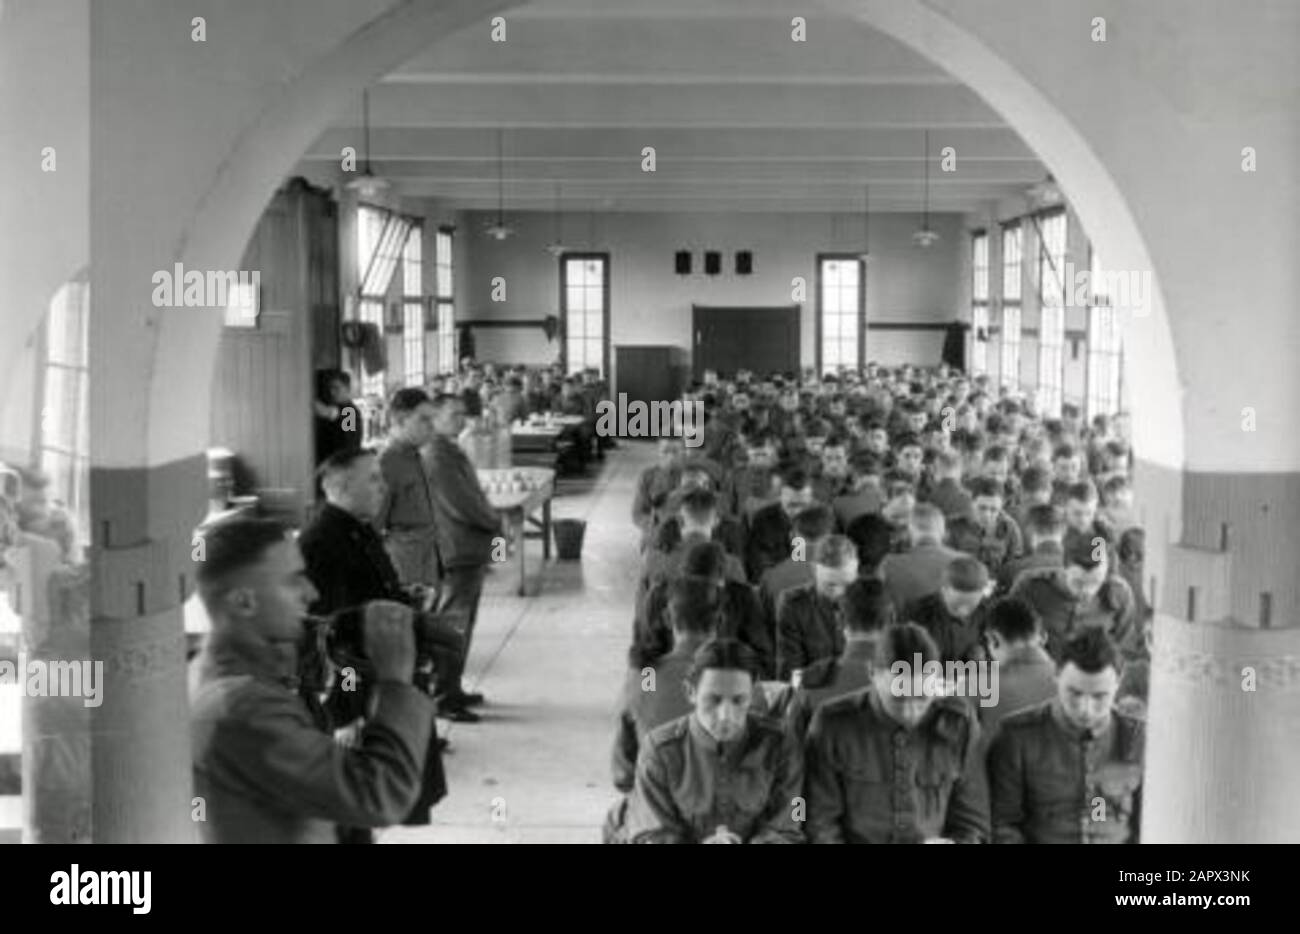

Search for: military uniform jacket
xmin=804 ymin=689 xmax=990 ymax=844
xmin=626 ymin=714 xmax=805 ymax=844
xmin=987 ymin=701 xmax=1144 ymax=843
xmin=775 ymin=583 xmax=848 ymax=682
xmin=1010 ymin=568 xmax=1138 ymax=662
xmin=424 ymin=435 xmax=500 ymax=568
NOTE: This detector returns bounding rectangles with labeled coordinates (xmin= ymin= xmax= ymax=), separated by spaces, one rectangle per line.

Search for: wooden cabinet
xmin=614 ymin=345 xmax=689 ymax=416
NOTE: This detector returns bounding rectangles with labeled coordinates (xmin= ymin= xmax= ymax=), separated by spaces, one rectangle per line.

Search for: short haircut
xmin=909 ymin=502 xmax=945 ymax=532
xmin=875 ymin=622 xmax=941 ymax=671
xmin=194 ymin=515 xmax=292 ymax=602
xmin=986 ymin=597 xmax=1040 ymax=642
xmin=1025 ymin=504 xmax=1066 ymax=538
xmin=849 ymin=450 xmax=883 ymax=475
xmin=1053 ymin=443 xmax=1078 ymax=461
xmin=1065 ymin=536 xmax=1108 ymax=570
xmin=844 ymin=578 xmax=895 ymax=633
xmin=667 ymin=576 xmax=722 ymax=636
xmin=895 ymin=433 xmax=923 ymax=452
xmin=316 ymin=446 xmax=376 ymax=482
xmin=793 ymin=504 xmax=835 ymax=540
xmin=779 ymin=463 xmax=810 ymax=490
xmin=968 ymin=476 xmax=1004 ymax=501
xmin=1020 ymin=465 xmax=1051 ymax=494
xmin=688 ymin=637 xmax=759 ymax=684
xmin=678 ymin=487 xmax=719 ymax=522
xmin=1102 ymin=475 xmax=1130 ymax=497
xmin=984 ymin=444 xmax=1009 ymax=464
xmin=682 ymin=540 xmax=729 ymax=579
xmin=1066 ymin=481 xmax=1099 ymax=504
xmin=813 ymin=534 xmax=857 ymax=568
xmin=431 ymin=392 xmax=463 ymax=411
xmin=845 ymin=513 xmax=895 ymax=572
xmin=1059 ymin=627 xmax=1122 ymax=675
xmin=389 ymin=387 xmax=431 ymax=417
xmin=944 ymin=556 xmax=990 ymax=593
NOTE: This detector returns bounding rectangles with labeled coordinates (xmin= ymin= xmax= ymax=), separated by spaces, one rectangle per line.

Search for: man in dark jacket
xmin=774 ymin=535 xmax=859 ymax=681
xmin=190 ymin=514 xmax=434 ymax=844
xmin=987 ymin=628 xmax=1144 ymax=843
xmin=424 ymin=393 xmax=503 ymax=717
xmin=298 ymin=448 xmax=462 ymax=837
xmin=745 ymin=462 xmax=814 ymax=583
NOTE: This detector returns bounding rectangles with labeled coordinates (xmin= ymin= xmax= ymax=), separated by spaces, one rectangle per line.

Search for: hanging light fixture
xmin=1027 ymin=172 xmax=1063 ymax=208
xmin=484 ymin=128 xmax=516 ymax=240
xmin=544 ymin=180 xmax=566 ymax=256
xmin=345 ymin=88 xmax=390 ymax=196
xmin=858 ymin=183 xmax=871 ymax=262
xmin=912 ymin=129 xmax=940 ymax=248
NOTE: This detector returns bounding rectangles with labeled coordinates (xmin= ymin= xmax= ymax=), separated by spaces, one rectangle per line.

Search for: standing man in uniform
xmin=425 ymin=392 xmax=503 ymax=719
xmin=377 ymin=388 xmax=440 ymax=589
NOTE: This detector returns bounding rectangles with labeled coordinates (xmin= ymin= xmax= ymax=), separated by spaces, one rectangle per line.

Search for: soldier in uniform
xmin=774 ymin=535 xmax=859 ymax=681
xmin=804 ymin=622 xmax=990 ymax=843
xmin=1010 ymin=543 xmax=1139 ymax=663
xmin=987 ymin=628 xmax=1144 ymax=843
xmin=625 ymin=638 xmax=805 ymax=844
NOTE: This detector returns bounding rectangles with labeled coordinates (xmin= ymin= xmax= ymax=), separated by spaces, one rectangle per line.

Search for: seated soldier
xmin=631 ymin=437 xmax=685 ymax=546
xmin=1011 ymin=541 xmax=1139 ymax=663
xmin=781 ymin=578 xmax=895 ymax=739
xmin=774 ymin=535 xmax=859 ymax=681
xmin=891 ymin=433 xmax=926 ymax=486
xmin=606 ymin=578 xmax=720 ymax=842
xmin=811 ymin=436 xmax=853 ymax=502
xmin=744 ymin=462 xmax=814 ymax=583
xmin=633 ymin=542 xmax=772 ymax=678
xmin=926 ymin=449 xmax=973 ymax=521
xmin=879 ymin=502 xmax=963 ymax=611
xmin=1049 ymin=444 xmax=1084 ymax=505
xmin=638 ymin=487 xmax=746 ymax=604
xmin=978 ymin=596 xmax=1057 ymax=740
xmin=1061 ymin=480 xmax=1113 ymax=558
xmin=625 ymin=638 xmax=804 ymax=844
xmin=902 ymin=556 xmax=993 ymax=664
xmin=831 ymin=450 xmax=886 ymax=528
xmin=998 ymin=504 xmax=1066 ymax=593
xmin=758 ymin=503 xmax=835 ymax=632
xmin=1010 ymin=464 xmax=1052 ymax=532
xmin=1099 ymin=474 xmax=1138 ymax=535
xmin=987 ymin=628 xmax=1144 ymax=843
xmin=947 ymin=476 xmax=1024 ymax=578
xmin=804 ymin=623 xmax=989 ymax=844
xmin=878 ymin=470 xmax=919 ymax=550
xmin=845 ymin=512 xmax=895 ymax=582
xmin=651 ymin=464 xmax=746 ymax=557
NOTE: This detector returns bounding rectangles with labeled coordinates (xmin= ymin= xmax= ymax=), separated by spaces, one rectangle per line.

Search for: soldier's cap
xmin=944 ymin=556 xmax=990 ymax=593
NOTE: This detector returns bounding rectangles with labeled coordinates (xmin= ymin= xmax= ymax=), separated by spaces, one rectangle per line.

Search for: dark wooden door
xmin=692 ymin=305 xmax=800 ymax=379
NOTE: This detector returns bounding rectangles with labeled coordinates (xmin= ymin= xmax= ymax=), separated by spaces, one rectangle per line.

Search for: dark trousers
xmin=434 ymin=564 xmax=486 ymax=701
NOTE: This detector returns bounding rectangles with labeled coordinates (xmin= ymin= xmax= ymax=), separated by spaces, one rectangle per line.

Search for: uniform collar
xmin=1050 ymin=698 xmax=1113 ymax=743
xmin=196 ymin=624 xmax=302 ymax=690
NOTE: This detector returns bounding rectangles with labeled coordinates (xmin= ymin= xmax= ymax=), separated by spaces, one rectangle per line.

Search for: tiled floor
xmin=381 ymin=442 xmax=646 ymax=843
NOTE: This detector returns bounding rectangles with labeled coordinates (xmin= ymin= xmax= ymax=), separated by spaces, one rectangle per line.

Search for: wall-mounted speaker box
xmin=704 ymin=251 xmax=721 ymax=275
xmin=736 ymin=250 xmax=753 ymax=275
xmin=675 ymin=250 xmax=692 ymax=275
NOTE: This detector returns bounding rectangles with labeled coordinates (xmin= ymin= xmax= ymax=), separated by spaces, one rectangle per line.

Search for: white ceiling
xmin=298 ymin=1 xmax=1048 ymax=214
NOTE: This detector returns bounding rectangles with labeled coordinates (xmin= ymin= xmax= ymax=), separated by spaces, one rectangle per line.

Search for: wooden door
xmin=692 ymin=305 xmax=800 ymax=379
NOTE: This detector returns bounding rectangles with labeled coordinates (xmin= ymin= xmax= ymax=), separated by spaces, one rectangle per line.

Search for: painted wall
xmin=459 ymin=209 xmax=964 ymax=371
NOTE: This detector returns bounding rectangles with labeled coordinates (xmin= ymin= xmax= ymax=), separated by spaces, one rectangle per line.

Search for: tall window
xmin=40 ymin=279 xmax=90 ymax=545
xmin=356 ymin=204 xmax=412 ymax=398
xmin=1087 ymin=248 xmax=1123 ymax=417
xmin=435 ymin=227 xmax=455 ymax=374
xmin=561 ymin=254 xmax=609 ymax=376
xmin=970 ymin=232 xmax=989 ymax=375
xmin=402 ymin=223 xmax=424 ymax=386
xmin=817 ymin=255 xmax=864 ymax=373
xmin=1000 ymin=224 xmax=1022 ymax=388
xmin=1037 ymin=210 xmax=1067 ymax=416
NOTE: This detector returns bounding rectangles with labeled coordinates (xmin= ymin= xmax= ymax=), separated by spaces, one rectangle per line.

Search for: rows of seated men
xmin=609 ymin=365 xmax=1150 ymax=843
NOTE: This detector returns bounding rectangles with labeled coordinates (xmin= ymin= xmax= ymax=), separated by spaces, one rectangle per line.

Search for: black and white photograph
xmin=0 ymin=0 xmax=1296 ymax=910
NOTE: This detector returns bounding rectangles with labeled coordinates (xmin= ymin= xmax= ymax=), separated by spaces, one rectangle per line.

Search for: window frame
xmin=1000 ymin=223 xmax=1023 ymax=389
xmin=559 ymin=252 xmax=611 ymax=378
xmin=970 ymin=230 xmax=990 ymax=376
xmin=1035 ymin=209 xmax=1067 ymax=416
xmin=815 ymin=253 xmax=866 ymax=376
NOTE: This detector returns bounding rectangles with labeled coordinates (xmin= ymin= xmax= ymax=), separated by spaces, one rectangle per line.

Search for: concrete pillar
xmin=1145 ymin=615 xmax=1300 ymax=842
xmin=87 ymin=460 xmax=206 ymax=842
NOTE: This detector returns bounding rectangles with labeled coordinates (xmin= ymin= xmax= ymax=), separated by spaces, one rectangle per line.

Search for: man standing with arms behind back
xmin=425 ymin=393 xmax=503 ymax=720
